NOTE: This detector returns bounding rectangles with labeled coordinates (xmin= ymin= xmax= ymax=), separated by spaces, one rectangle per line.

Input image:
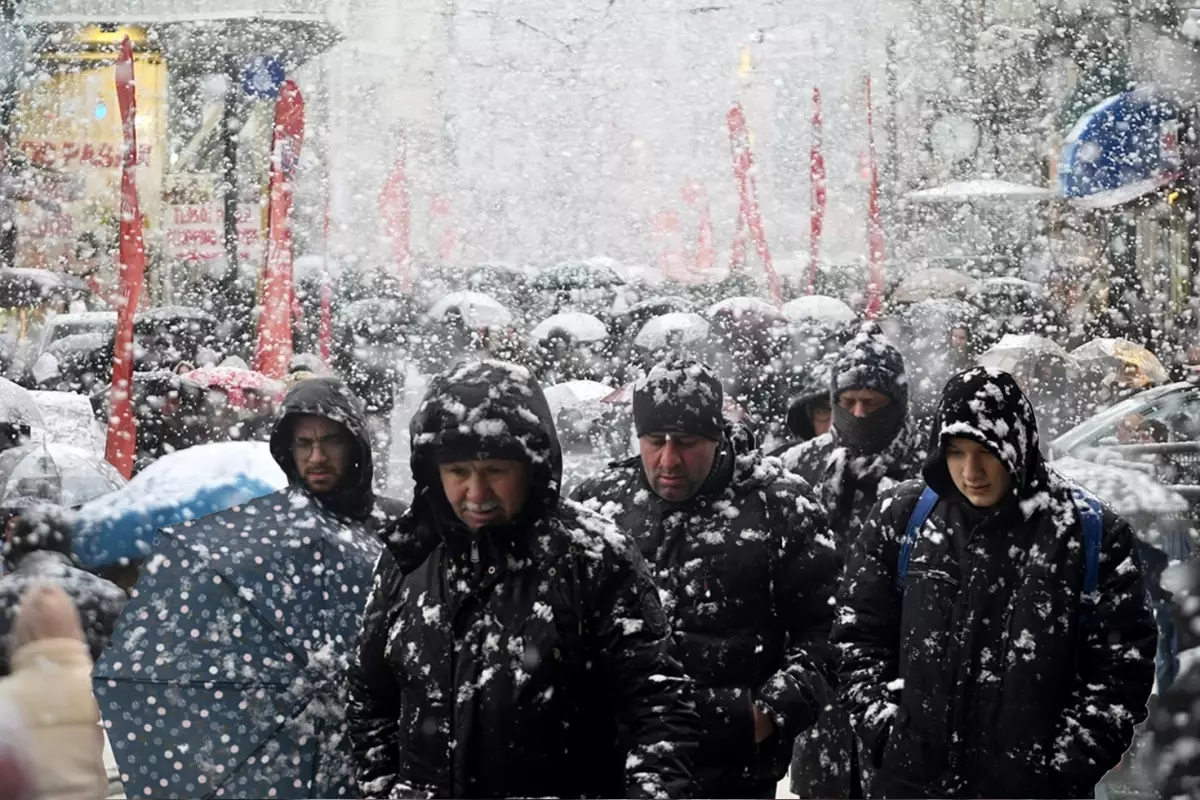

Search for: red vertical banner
xmin=681 ymin=180 xmax=715 ymax=276
xmin=726 ymin=104 xmax=782 ymax=305
xmin=729 ymin=210 xmax=747 ymax=272
xmin=808 ymin=87 xmax=827 ymax=296
xmin=379 ymin=138 xmax=412 ymax=290
xmin=651 ymin=210 xmax=689 ymax=282
xmin=865 ymin=75 xmax=885 ymax=319
xmin=105 ymin=36 xmax=148 ymax=478
xmin=253 ymin=79 xmax=305 ymax=379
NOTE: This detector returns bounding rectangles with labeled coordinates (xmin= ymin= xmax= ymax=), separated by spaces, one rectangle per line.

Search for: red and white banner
xmin=253 ymin=79 xmax=305 ymax=378
xmin=809 ymin=87 xmax=827 ymax=296
xmin=865 ymin=75 xmax=885 ymax=319
xmin=726 ymin=104 xmax=782 ymax=304
xmin=379 ymin=140 xmax=412 ymax=290
xmin=165 ymin=203 xmax=261 ymax=264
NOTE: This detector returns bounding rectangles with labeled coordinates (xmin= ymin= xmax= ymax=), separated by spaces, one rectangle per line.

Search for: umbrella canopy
xmin=782 ymin=295 xmax=856 ymax=325
xmin=73 ymin=441 xmax=286 ymax=568
xmin=29 ymin=390 xmax=106 ymax=454
xmin=904 ymin=179 xmax=1051 ymax=203
xmin=706 ymin=296 xmax=780 ymax=320
xmin=0 ymin=267 xmax=91 ymax=308
xmin=892 ymin=268 xmax=980 ymax=304
xmin=627 ymin=296 xmax=692 ymax=319
xmin=465 ymin=262 xmax=529 ymax=291
xmin=95 ymin=490 xmax=380 ymax=798
xmin=427 ymin=291 xmax=514 ymax=328
xmin=543 ymin=380 xmax=614 ymax=417
xmin=532 ymin=260 xmax=625 ymax=290
xmin=1072 ymin=338 xmax=1170 ymax=388
xmin=182 ymin=367 xmax=286 ymax=409
xmin=531 ymin=311 xmax=609 ymax=343
xmin=977 ymin=334 xmax=1075 ymax=374
xmin=0 ymin=443 xmax=124 ymax=510
xmin=0 ymin=377 xmax=45 ymax=434
xmin=634 ymin=312 xmax=711 ymax=350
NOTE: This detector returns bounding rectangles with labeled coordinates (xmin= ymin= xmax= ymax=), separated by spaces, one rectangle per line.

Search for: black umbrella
xmin=532 ymin=260 xmax=625 ymax=290
xmin=94 ymin=490 xmax=383 ymax=799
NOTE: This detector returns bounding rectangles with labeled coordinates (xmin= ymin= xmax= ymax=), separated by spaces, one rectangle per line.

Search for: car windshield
xmin=1053 ymin=383 xmax=1199 ymax=454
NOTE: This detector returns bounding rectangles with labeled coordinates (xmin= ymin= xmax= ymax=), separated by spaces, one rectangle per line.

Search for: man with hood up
xmin=572 ymin=357 xmax=838 ymax=799
xmin=345 ymin=360 xmax=698 ymax=799
xmin=268 ymin=377 xmax=406 ymax=529
xmin=834 ymin=368 xmax=1156 ymax=799
xmin=780 ymin=322 xmax=926 ymax=543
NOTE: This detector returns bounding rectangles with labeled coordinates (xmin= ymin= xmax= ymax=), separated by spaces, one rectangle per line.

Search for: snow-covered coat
xmin=346 ymin=361 xmax=698 ymax=799
xmin=0 ymin=550 xmax=125 ymax=677
xmin=572 ymin=430 xmax=838 ymax=796
xmin=833 ymin=368 xmax=1156 ymax=799
xmin=779 ymin=421 xmax=926 ymax=551
xmin=268 ymin=376 xmax=406 ymax=528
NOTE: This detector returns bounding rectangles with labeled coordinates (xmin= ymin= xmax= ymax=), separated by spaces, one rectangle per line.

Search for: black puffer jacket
xmin=572 ymin=431 xmax=838 ymax=796
xmin=269 ymin=377 xmax=406 ymax=528
xmin=834 ymin=368 xmax=1156 ymax=799
xmin=346 ymin=360 xmax=698 ymax=799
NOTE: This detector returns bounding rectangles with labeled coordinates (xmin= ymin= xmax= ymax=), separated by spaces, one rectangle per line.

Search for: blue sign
xmin=1058 ymin=88 xmax=1183 ymax=207
xmin=242 ymin=55 xmax=285 ymax=99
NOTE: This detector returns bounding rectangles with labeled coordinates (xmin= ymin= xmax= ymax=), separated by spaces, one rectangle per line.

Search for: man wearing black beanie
xmin=783 ymin=322 xmax=926 ymax=799
xmin=573 ymin=357 xmax=838 ymax=799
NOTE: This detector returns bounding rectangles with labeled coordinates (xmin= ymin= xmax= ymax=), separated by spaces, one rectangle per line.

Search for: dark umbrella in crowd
xmin=94 ymin=490 xmax=382 ymax=799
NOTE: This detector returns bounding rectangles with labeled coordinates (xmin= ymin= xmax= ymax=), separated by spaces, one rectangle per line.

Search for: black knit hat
xmin=633 ymin=358 xmax=724 ymax=440
xmin=830 ymin=322 xmax=908 ymax=407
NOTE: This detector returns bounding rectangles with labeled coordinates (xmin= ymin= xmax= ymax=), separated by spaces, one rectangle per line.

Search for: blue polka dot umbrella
xmin=93 ymin=489 xmax=382 ymax=799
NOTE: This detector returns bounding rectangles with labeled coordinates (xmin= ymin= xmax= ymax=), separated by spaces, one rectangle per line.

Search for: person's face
xmin=838 ymin=388 xmax=891 ymax=418
xmin=810 ymin=401 xmax=832 ymax=437
xmin=945 ymin=436 xmax=1011 ymax=508
xmin=438 ymin=459 xmax=529 ymax=531
xmin=291 ymin=415 xmax=353 ymax=494
xmin=639 ymin=432 xmax=720 ymax=501
xmin=951 ymin=327 xmax=968 ymax=351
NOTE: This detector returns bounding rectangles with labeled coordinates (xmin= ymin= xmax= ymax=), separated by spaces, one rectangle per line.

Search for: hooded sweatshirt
xmin=833 ymin=368 xmax=1156 ymax=799
xmin=268 ymin=377 xmax=405 ymax=527
xmin=346 ymin=360 xmax=698 ymax=800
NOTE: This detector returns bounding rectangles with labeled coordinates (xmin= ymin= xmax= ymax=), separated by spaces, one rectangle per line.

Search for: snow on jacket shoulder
xmin=572 ymin=437 xmax=838 ymax=795
xmin=0 ymin=638 xmax=108 ymax=800
xmin=346 ymin=360 xmax=698 ymax=800
xmin=833 ymin=369 xmax=1155 ymax=799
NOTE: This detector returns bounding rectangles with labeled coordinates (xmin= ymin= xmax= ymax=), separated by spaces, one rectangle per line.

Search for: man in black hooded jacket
xmin=572 ymin=358 xmax=837 ymax=799
xmin=834 ymin=367 xmax=1156 ymax=798
xmin=345 ymin=360 xmax=698 ymax=799
xmin=268 ymin=377 xmax=406 ymax=529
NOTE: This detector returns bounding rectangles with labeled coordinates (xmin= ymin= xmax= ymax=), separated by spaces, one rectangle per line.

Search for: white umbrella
xmin=428 ymin=291 xmax=514 ymax=328
xmin=532 ymin=312 xmax=609 ymax=342
xmin=1053 ymin=456 xmax=1189 ymax=517
xmin=904 ymin=179 xmax=1051 ymax=203
xmin=30 ymin=390 xmax=106 ymax=454
xmin=977 ymin=334 xmax=1074 ymax=374
xmin=782 ymin=295 xmax=856 ymax=325
xmin=893 ymin=269 xmax=980 ymax=303
xmin=543 ymin=380 xmax=614 ymax=418
xmin=706 ymin=296 xmax=778 ymax=319
xmin=634 ymin=312 xmax=710 ymax=350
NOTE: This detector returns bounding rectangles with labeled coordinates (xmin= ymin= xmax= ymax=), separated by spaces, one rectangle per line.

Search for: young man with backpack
xmin=833 ymin=367 xmax=1156 ymax=798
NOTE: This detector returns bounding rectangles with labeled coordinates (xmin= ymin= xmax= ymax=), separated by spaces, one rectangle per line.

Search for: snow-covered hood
xmin=923 ymin=367 xmax=1049 ymax=505
xmin=409 ymin=360 xmax=563 ymax=508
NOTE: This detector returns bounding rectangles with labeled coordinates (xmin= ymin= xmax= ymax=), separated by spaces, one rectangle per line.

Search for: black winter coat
xmin=834 ymin=369 xmax=1156 ymax=799
xmin=346 ymin=361 xmax=698 ymax=799
xmin=0 ymin=550 xmax=126 ymax=675
xmin=572 ymin=434 xmax=838 ymax=796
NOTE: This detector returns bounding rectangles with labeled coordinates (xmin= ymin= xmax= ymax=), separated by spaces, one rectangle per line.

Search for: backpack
xmin=894 ymin=486 xmax=1103 ymax=614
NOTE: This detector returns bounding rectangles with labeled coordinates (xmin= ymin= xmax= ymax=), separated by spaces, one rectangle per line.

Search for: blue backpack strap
xmin=896 ymin=487 xmax=939 ymax=593
xmin=1074 ymin=488 xmax=1103 ymax=609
